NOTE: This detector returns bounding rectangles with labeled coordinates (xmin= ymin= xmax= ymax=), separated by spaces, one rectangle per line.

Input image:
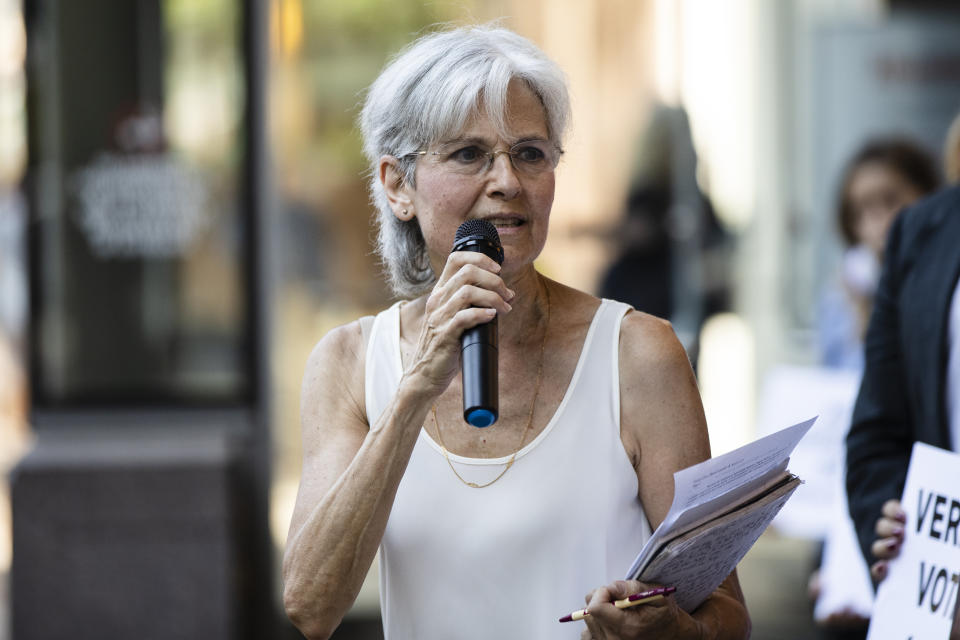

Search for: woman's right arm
xmin=281 ymin=252 xmax=512 ymax=640
xmin=281 ymin=320 xmax=433 ymax=640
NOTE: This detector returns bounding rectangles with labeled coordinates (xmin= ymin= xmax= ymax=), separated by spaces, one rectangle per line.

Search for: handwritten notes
xmin=624 ymin=418 xmax=813 ymax=612
xmin=640 ymin=476 xmax=799 ymax=611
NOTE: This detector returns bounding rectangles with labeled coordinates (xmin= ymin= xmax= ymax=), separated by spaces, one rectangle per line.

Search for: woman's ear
xmin=379 ymin=156 xmax=415 ymax=221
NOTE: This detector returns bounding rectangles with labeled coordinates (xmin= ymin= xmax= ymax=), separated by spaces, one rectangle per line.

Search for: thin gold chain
xmin=432 ymin=279 xmax=550 ymax=489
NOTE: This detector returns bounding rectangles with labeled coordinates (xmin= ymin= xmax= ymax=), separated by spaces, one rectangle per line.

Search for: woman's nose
xmin=485 ymin=152 xmax=521 ymax=199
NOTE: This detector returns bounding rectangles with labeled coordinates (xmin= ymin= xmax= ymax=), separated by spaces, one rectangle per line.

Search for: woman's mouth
xmin=486 ymin=216 xmax=525 ymax=229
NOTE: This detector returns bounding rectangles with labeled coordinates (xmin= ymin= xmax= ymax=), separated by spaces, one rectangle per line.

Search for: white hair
xmin=359 ymin=24 xmax=571 ymax=298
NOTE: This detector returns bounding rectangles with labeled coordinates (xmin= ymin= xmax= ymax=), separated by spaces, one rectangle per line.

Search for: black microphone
xmin=452 ymin=219 xmax=504 ymax=427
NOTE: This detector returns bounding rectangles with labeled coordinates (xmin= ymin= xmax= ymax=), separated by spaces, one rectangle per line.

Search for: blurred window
xmin=27 ymin=0 xmax=250 ymax=406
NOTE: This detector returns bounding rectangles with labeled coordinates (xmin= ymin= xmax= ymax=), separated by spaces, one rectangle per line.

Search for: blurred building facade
xmin=9 ymin=0 xmax=274 ymax=638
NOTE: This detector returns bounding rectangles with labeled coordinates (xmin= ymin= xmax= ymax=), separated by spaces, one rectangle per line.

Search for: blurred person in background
xmin=846 ymin=120 xmax=960 ymax=601
xmin=599 ymin=105 xmax=732 ymax=370
xmin=281 ymin=24 xmax=750 ymax=640
xmin=0 ymin=188 xmax=28 ymax=450
xmin=810 ymin=138 xmax=939 ymax=639
xmin=818 ymin=138 xmax=940 ymax=372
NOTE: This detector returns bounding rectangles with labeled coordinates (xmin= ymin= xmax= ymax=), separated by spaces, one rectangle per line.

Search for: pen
xmin=558 ymin=586 xmax=676 ymax=623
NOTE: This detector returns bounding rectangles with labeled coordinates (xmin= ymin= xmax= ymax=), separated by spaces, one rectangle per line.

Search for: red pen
xmin=558 ymin=586 xmax=676 ymax=623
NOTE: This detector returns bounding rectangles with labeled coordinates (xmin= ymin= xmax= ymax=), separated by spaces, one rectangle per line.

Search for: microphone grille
xmin=455 ymin=219 xmax=501 ymax=246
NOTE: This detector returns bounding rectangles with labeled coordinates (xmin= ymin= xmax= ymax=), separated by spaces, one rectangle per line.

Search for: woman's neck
xmin=497 ymin=267 xmax=549 ymax=345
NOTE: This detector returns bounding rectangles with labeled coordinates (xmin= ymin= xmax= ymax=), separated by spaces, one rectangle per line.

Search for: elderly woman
xmin=282 ymin=25 xmax=750 ymax=640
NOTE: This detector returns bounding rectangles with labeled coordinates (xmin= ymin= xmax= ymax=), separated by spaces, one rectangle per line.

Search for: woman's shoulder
xmin=298 ymin=316 xmax=374 ymax=430
xmin=304 ymin=316 xmax=372 ymax=378
xmin=615 ymin=307 xmax=707 ymax=481
xmin=617 ymin=308 xmax=688 ymax=372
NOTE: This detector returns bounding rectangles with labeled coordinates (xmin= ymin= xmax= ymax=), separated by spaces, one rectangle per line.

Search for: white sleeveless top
xmin=365 ymin=298 xmax=651 ymax=639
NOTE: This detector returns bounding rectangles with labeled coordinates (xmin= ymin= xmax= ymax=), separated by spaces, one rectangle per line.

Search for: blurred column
xmin=10 ymin=0 xmax=275 ymax=638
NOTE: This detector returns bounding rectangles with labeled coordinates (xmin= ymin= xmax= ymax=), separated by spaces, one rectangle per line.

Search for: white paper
xmin=625 ymin=417 xmax=815 ymax=581
xmin=640 ymin=476 xmax=800 ymax=611
xmin=867 ymin=443 xmax=960 ymax=640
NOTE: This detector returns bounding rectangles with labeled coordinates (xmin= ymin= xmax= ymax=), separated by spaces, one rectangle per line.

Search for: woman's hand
xmin=404 ymin=250 xmax=514 ymax=396
xmin=580 ymin=580 xmax=701 ymax=640
xmin=870 ymin=498 xmax=906 ymax=582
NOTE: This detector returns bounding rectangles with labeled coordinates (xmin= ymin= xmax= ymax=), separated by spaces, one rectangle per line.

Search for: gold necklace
xmin=431 ymin=280 xmax=550 ymax=488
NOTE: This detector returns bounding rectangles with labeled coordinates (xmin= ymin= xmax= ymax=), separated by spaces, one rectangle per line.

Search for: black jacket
xmin=846 ymin=184 xmax=960 ymax=570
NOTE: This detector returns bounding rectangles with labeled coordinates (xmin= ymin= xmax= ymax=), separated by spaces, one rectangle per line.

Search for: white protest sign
xmin=868 ymin=442 xmax=960 ymax=640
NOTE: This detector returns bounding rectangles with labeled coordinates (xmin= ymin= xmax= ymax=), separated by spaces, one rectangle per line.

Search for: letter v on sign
xmin=919 ymin=488 xmax=935 ymax=533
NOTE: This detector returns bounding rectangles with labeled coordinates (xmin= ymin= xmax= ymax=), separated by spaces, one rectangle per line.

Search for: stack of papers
xmin=625 ymin=418 xmax=814 ymax=612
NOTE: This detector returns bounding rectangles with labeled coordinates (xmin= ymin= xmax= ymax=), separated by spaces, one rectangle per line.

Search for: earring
xmin=403 ymin=209 xmax=408 ymax=215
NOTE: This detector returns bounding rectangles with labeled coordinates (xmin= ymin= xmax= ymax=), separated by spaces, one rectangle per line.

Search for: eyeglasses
xmin=405 ymin=139 xmax=563 ymax=177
